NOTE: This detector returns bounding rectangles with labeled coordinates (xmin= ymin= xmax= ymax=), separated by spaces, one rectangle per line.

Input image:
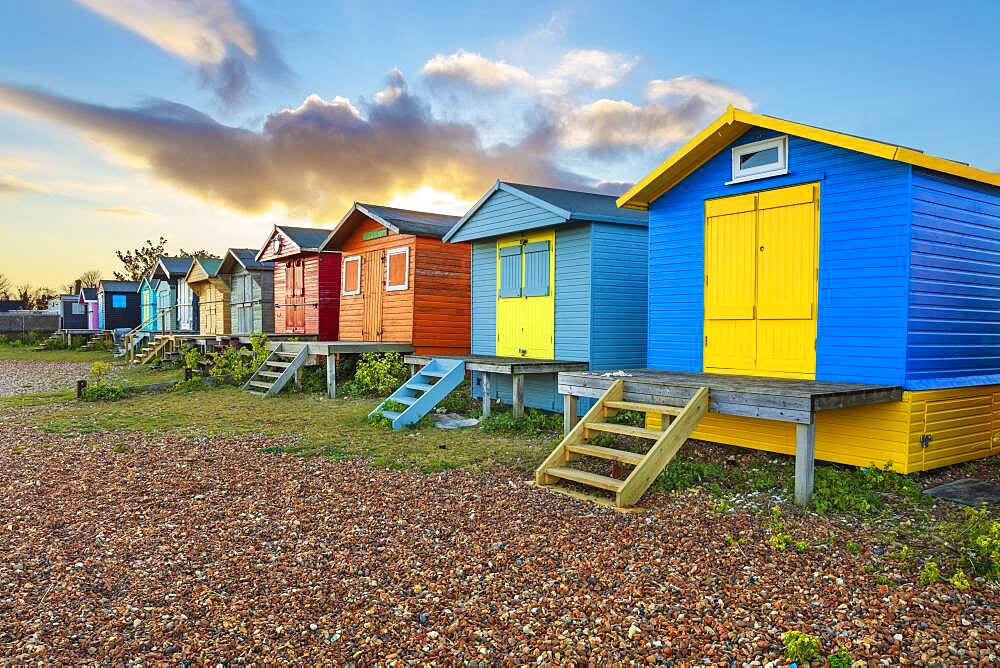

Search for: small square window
xmin=730 ymin=136 xmax=788 ymax=184
xmin=342 ymin=256 xmax=361 ymax=295
xmin=112 ymin=294 xmax=126 ymax=309
xmin=385 ymin=247 xmax=409 ymax=291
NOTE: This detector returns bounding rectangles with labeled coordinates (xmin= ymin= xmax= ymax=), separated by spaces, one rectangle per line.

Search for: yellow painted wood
xmin=645 ymin=385 xmax=1000 ymax=473
xmin=496 ymin=229 xmax=555 ymax=359
xmin=703 ymin=182 xmax=818 ymax=379
xmin=617 ymin=106 xmax=1000 ymax=210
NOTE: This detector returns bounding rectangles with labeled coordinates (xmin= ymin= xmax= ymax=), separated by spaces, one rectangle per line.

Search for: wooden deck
xmin=558 ymin=369 xmax=903 ymax=505
xmin=558 ymin=369 xmax=901 ymax=425
xmin=274 ymin=340 xmax=414 ymax=356
xmin=406 ymin=354 xmax=589 ymax=419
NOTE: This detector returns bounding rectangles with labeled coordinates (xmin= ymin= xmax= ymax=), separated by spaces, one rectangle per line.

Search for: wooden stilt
xmin=326 ymin=354 xmax=337 ymax=399
xmin=794 ymin=419 xmax=816 ymax=505
xmin=512 ymin=373 xmax=525 ymax=419
xmin=480 ymin=373 xmax=492 ymax=417
xmin=563 ymin=393 xmax=579 ymax=436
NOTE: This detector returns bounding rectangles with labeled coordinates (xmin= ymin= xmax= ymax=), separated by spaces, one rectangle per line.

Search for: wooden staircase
xmin=82 ymin=332 xmax=112 ymax=350
xmin=132 ymin=337 xmax=169 ymax=366
xmin=243 ymin=343 xmax=308 ymax=397
xmin=370 ymin=358 xmax=466 ymax=429
xmin=535 ymin=380 xmax=709 ymax=508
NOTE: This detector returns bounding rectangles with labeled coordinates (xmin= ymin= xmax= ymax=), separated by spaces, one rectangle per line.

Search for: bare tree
xmin=77 ymin=270 xmax=102 ymax=288
xmin=114 ymin=236 xmax=167 ymax=282
xmin=0 ymin=273 xmax=10 ymax=300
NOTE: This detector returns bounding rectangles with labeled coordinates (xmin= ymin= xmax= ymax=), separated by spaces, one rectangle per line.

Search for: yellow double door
xmin=496 ymin=230 xmax=555 ymax=359
xmin=704 ymin=182 xmax=819 ymax=379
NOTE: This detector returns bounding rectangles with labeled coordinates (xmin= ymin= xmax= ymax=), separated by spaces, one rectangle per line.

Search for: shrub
xmin=827 ymin=645 xmax=854 ymax=668
xmin=80 ymin=382 xmax=127 ymax=402
xmin=297 ymin=365 xmax=328 ymax=394
xmin=807 ymin=462 xmax=929 ymax=517
xmin=437 ymin=380 xmax=472 ymax=414
xmin=770 ymin=533 xmax=792 ymax=552
xmin=782 ymin=630 xmax=821 ymax=663
xmin=654 ymin=459 xmax=725 ymax=492
xmin=89 ymin=360 xmax=111 ymax=380
xmin=369 ymin=400 xmax=408 ymax=430
xmin=945 ymin=505 xmax=1000 ymax=582
xmin=208 ymin=336 xmax=269 ymax=385
xmin=183 ymin=346 xmax=204 ymax=370
xmin=479 ymin=408 xmax=563 ymax=436
xmin=949 ymin=569 xmax=972 ymax=591
xmin=169 ymin=377 xmax=208 ymax=394
xmin=348 ymin=352 xmax=408 ymax=397
xmin=918 ymin=560 xmax=941 ymax=585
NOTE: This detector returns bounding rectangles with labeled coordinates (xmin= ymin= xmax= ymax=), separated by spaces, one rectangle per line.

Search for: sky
xmin=0 ymin=0 xmax=998 ymax=288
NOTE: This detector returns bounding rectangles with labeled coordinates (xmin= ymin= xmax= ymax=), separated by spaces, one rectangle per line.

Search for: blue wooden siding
xmin=471 ymin=240 xmax=496 ymax=356
xmin=906 ymin=169 xmax=1000 ymax=388
xmin=554 ymin=224 xmax=591 ymax=361
xmin=590 ymin=222 xmax=648 ymax=370
xmin=449 ymin=189 xmax=564 ymax=242
xmin=648 ymin=127 xmax=911 ymax=385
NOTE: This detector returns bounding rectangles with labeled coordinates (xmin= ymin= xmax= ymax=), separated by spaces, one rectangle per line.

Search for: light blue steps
xmin=370 ymin=358 xmax=466 ymax=430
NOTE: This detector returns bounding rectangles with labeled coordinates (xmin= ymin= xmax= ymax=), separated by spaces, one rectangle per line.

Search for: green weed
xmin=782 ymin=630 xmax=821 ymax=663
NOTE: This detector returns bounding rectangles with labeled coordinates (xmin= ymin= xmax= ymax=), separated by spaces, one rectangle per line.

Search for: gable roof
xmin=98 ymin=280 xmax=139 ymax=293
xmin=618 ymin=106 xmax=1000 ymax=210
xmin=220 ymin=248 xmax=273 ymax=273
xmin=444 ymin=181 xmax=647 ymax=242
xmin=321 ymin=203 xmax=461 ymax=249
xmin=187 ymin=256 xmax=224 ymax=280
xmin=78 ymin=287 xmax=98 ymax=301
xmin=277 ymin=225 xmax=330 ymax=250
xmin=151 ymin=256 xmax=194 ymax=279
xmin=139 ymin=277 xmax=160 ymax=292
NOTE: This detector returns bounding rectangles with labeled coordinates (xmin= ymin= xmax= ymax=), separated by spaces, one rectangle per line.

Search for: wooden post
xmin=512 ymin=373 xmax=525 ymax=419
xmin=326 ymin=354 xmax=336 ymax=399
xmin=409 ymin=363 xmax=419 ymax=378
xmin=794 ymin=418 xmax=816 ymax=505
xmin=563 ymin=394 xmax=579 ymax=436
xmin=480 ymin=373 xmax=492 ymax=417
xmin=294 ymin=365 xmax=304 ymax=389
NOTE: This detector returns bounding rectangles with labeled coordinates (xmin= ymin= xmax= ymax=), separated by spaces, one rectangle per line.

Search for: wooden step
xmin=267 ymin=361 xmax=291 ymax=368
xmin=394 ymin=395 xmax=418 ymax=406
xmin=585 ymin=422 xmax=662 ymax=440
xmin=567 ymin=443 xmax=644 ymax=466
xmin=248 ymin=381 xmax=272 ymax=390
xmin=409 ymin=382 xmax=434 ymax=392
xmin=258 ymin=371 xmax=281 ymax=379
xmin=275 ymin=351 xmax=298 ymax=358
xmin=380 ymin=410 xmax=402 ymax=420
xmin=604 ymin=400 xmax=683 ymax=416
xmin=544 ymin=467 xmax=624 ymax=493
xmin=420 ymin=369 xmax=447 ymax=378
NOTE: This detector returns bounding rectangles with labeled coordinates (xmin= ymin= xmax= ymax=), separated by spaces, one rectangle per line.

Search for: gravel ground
xmin=1 ymin=422 xmax=996 ymax=665
xmin=0 ymin=360 xmax=92 ymax=397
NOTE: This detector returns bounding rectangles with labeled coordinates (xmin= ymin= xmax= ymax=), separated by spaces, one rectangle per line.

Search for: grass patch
xmin=480 ymin=408 xmax=563 ymax=436
xmin=0 ymin=343 xmax=112 ymax=363
xmin=26 ymin=383 xmax=550 ymax=473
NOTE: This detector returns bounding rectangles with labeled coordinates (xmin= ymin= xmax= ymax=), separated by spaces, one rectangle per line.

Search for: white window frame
xmin=385 ymin=246 xmax=410 ymax=292
xmin=342 ymin=255 xmax=362 ymax=296
xmin=728 ymin=135 xmax=788 ymax=184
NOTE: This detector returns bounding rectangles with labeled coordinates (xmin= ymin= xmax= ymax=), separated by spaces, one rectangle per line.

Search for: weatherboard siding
xmin=471 ymin=240 xmax=497 ymax=356
xmin=647 ymin=127 xmax=911 ymax=385
xmin=449 ymin=189 xmax=564 ymax=242
xmin=590 ymin=222 xmax=648 ymax=371
xmin=553 ymin=224 xmax=590 ymax=362
xmin=412 ymin=236 xmax=471 ymax=355
xmin=906 ymin=169 xmax=1000 ymax=387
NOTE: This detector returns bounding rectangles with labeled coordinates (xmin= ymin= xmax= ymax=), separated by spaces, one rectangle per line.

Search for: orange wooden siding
xmin=272 ymin=252 xmax=340 ymax=339
xmin=334 ymin=219 xmax=470 ymax=355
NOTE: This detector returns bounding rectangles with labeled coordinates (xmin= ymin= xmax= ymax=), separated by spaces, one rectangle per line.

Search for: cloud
xmin=422 ymin=50 xmax=535 ymax=90
xmin=95 ymin=206 xmax=158 ymax=218
xmin=0 ymin=77 xmax=601 ymax=222
xmin=73 ymin=0 xmax=290 ymax=107
xmin=0 ymin=175 xmax=47 ymax=196
xmin=646 ymin=75 xmax=753 ymax=110
xmin=422 ymin=48 xmax=637 ymax=96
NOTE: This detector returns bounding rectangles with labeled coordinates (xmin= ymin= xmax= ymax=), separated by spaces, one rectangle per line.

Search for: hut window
xmin=72 ymin=303 xmax=85 ymax=315
xmin=523 ymin=241 xmax=550 ymax=297
xmin=343 ymin=256 xmax=361 ymax=295
xmin=385 ymin=247 xmax=409 ymax=291
xmin=498 ymin=245 xmax=522 ymax=298
xmin=111 ymin=294 xmax=126 ymax=309
xmin=729 ymin=136 xmax=788 ymax=183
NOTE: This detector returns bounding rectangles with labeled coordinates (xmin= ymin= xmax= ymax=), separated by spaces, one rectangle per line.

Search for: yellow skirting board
xmin=646 ymin=385 xmax=1000 ymax=473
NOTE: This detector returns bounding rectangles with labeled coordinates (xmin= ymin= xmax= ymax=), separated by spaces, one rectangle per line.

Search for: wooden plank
xmin=536 ymin=380 xmax=622 ymax=486
xmin=563 ymin=393 xmax=578 ymax=436
xmin=617 ymin=387 xmax=709 ymax=507
xmin=566 ymin=443 xmax=644 ymax=466
xmin=604 ymin=400 xmax=683 ymax=416
xmin=531 ymin=483 xmax=642 ymax=512
xmin=794 ymin=420 xmax=816 ymax=505
xmin=326 ymin=354 xmax=337 ymax=399
xmin=544 ymin=467 xmax=624 ymax=493
xmin=586 ymin=422 xmax=662 ymax=440
xmin=481 ymin=372 xmax=492 ymax=418
xmin=512 ymin=373 xmax=524 ymax=419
